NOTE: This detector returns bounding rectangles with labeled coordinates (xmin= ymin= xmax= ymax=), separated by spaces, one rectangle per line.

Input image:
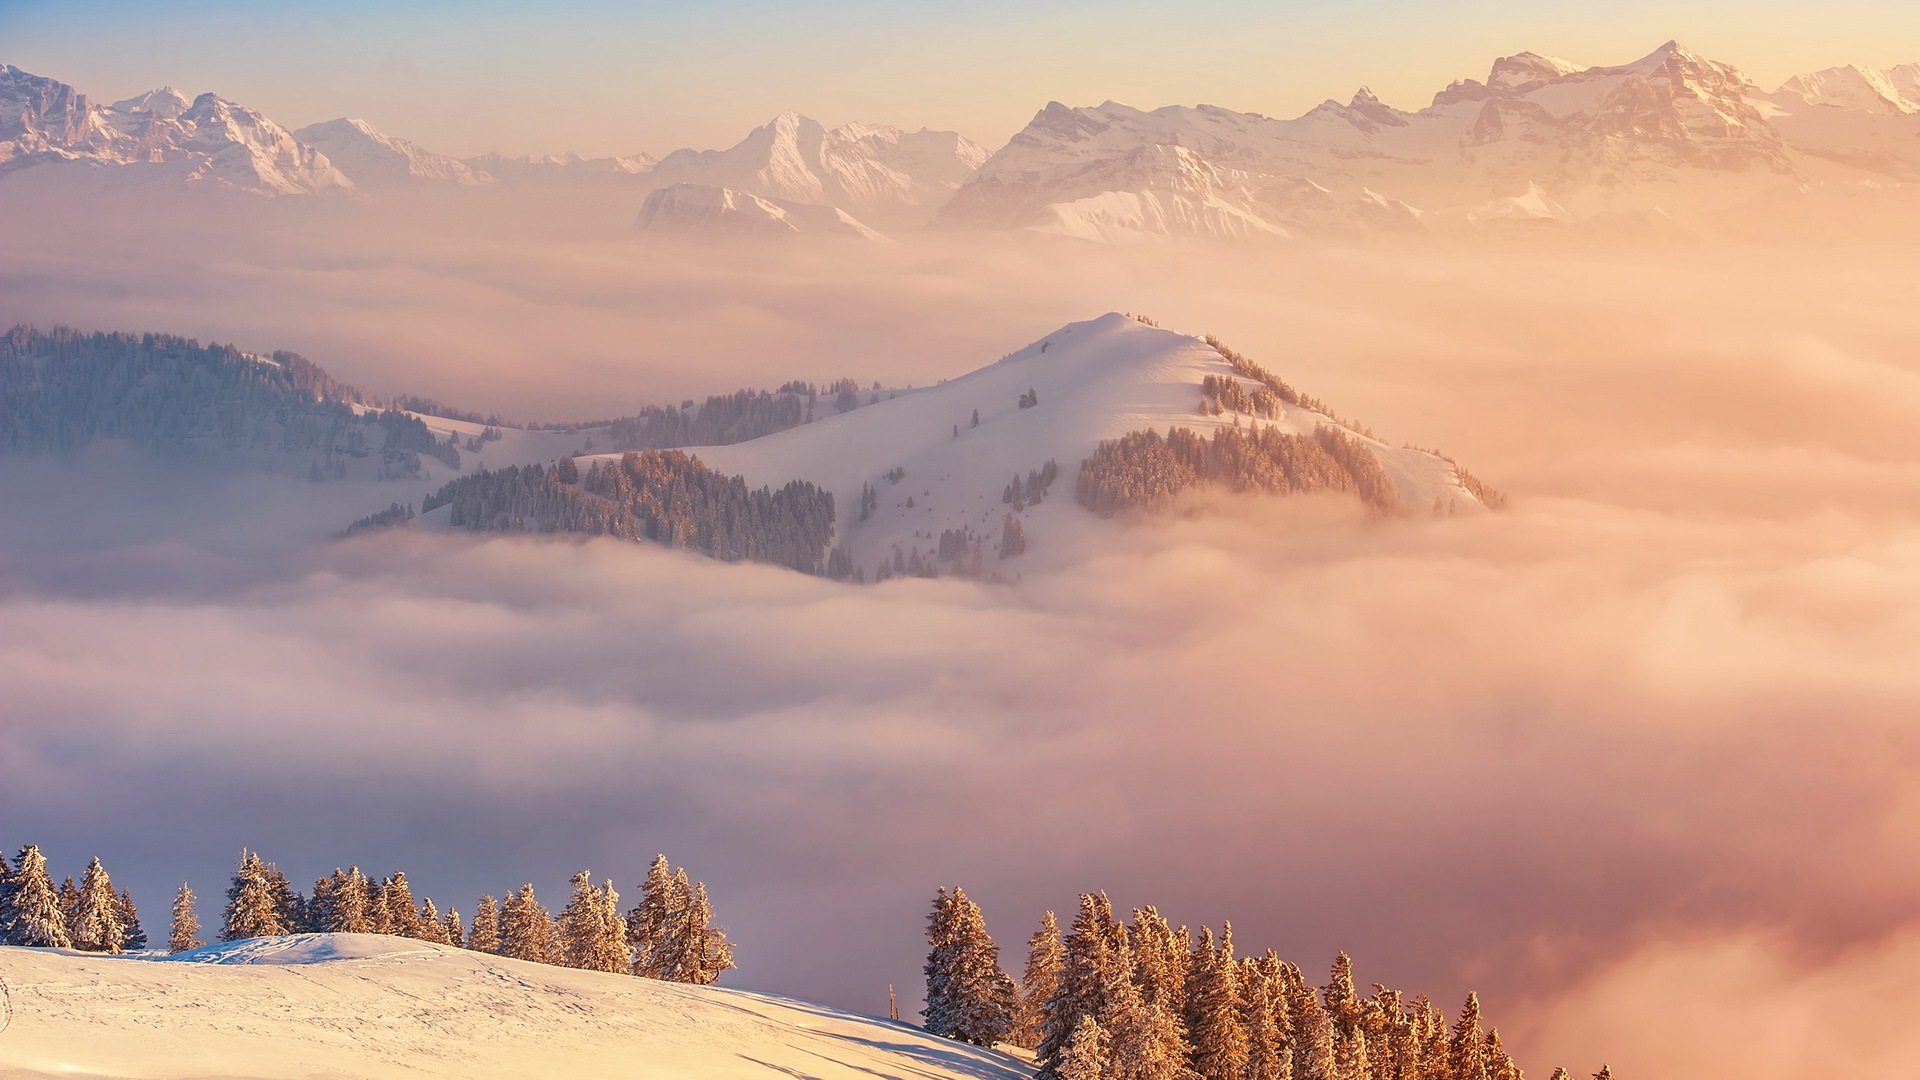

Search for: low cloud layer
xmin=4 ymin=195 xmax=1920 ymax=1079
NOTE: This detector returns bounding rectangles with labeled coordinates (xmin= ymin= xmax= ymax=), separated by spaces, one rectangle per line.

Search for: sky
xmin=5 ymin=0 xmax=1920 ymax=156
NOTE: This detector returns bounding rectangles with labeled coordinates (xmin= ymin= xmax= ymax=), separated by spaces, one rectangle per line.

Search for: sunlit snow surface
xmin=0 ymin=934 xmax=1030 ymax=1080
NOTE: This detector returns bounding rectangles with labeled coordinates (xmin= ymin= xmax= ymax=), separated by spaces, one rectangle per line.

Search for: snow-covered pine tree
xmin=118 ymin=888 xmax=148 ymax=952
xmin=1013 ymin=911 xmax=1064 ymax=1050
xmin=922 ymin=886 xmax=1015 ymax=1046
xmin=1105 ymin=975 xmax=1186 ymax=1080
xmin=468 ymin=894 xmax=500 ymax=954
xmin=1485 ymin=1028 xmax=1522 ymax=1080
xmin=169 ymin=883 xmax=203 ymax=953
xmin=1365 ymin=985 xmax=1410 ymax=1080
xmin=1321 ymin=953 xmax=1368 ymax=1080
xmin=58 ymin=876 xmax=80 ymax=934
xmin=498 ymin=883 xmax=553 ymax=963
xmin=1036 ymin=892 xmax=1132 ymax=1077
xmin=1592 ymin=1068 xmax=1613 ymax=1080
xmin=558 ymin=870 xmax=605 ymax=970
xmin=1546 ymin=1070 xmax=1570 ymax=1080
xmin=263 ymin=861 xmax=302 ymax=932
xmin=1123 ymin=905 xmax=1193 ymax=1076
xmin=310 ymin=867 xmax=375 ymax=933
xmin=593 ymin=880 xmax=629 ymax=974
xmin=0 ymin=845 xmax=72 ymax=947
xmin=678 ymin=880 xmax=735 ymax=984
xmin=442 ymin=906 xmax=464 ymax=949
xmin=1056 ymin=1013 xmax=1111 ymax=1080
xmin=1405 ymin=991 xmax=1443 ymax=1076
xmin=626 ymin=854 xmax=681 ymax=978
xmin=222 ymin=849 xmax=287 ymax=941
xmin=1283 ymin=961 xmax=1333 ymax=1080
xmin=376 ymin=872 xmax=421 ymax=937
xmin=1241 ymin=958 xmax=1290 ymax=1080
xmin=1448 ymin=993 xmax=1489 ymax=1080
xmin=1185 ymin=925 xmax=1249 ymax=1080
xmin=70 ymin=856 xmax=127 ymax=953
xmin=417 ymin=898 xmax=450 ymax=944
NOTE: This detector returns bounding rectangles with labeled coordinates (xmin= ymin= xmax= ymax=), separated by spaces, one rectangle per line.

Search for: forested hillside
xmin=418 ymin=452 xmax=840 ymax=575
xmin=0 ymin=326 xmax=461 ymax=478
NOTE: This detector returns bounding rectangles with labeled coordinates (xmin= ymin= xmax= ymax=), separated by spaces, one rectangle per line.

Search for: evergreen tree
xmin=58 ymin=876 xmax=81 ymax=934
xmin=677 ymin=880 xmax=735 ymax=984
xmin=559 ymin=870 xmax=619 ymax=971
xmin=117 ymin=888 xmax=147 ymax=952
xmin=1485 ymin=1028 xmax=1522 ymax=1080
xmin=169 ymin=883 xmax=203 ymax=954
xmin=1591 ymin=1068 xmax=1613 ymax=1080
xmin=1185 ymin=925 xmax=1250 ymax=1080
xmin=1014 ymin=911 xmax=1064 ymax=1050
xmin=627 ymin=855 xmax=681 ymax=978
xmin=376 ymin=872 xmax=421 ymax=937
xmin=263 ymin=862 xmax=301 ymax=934
xmin=1283 ymin=961 xmax=1334 ymax=1080
xmin=1242 ymin=959 xmax=1291 ymax=1080
xmin=0 ymin=844 xmax=72 ymax=947
xmin=592 ymin=881 xmax=628 ymax=974
xmin=222 ymin=850 xmax=287 ymax=942
xmin=499 ymin=883 xmax=553 ymax=963
xmin=468 ymin=894 xmax=501 ymax=954
xmin=1322 ymin=953 xmax=1369 ymax=1080
xmin=1037 ymin=892 xmax=1133 ymax=1077
xmin=311 ymin=867 xmax=374 ymax=933
xmin=417 ymin=898 xmax=450 ymax=945
xmin=1448 ymin=993 xmax=1489 ymax=1080
xmin=1056 ymin=1014 xmax=1111 ymax=1080
xmin=442 ymin=906 xmax=464 ymax=949
xmin=923 ymin=886 xmax=1016 ymax=1046
xmin=70 ymin=856 xmax=127 ymax=953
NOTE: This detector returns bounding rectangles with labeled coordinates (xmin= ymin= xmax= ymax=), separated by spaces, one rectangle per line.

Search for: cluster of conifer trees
xmin=595 ymin=378 xmax=880 ymax=451
xmin=0 ymin=325 xmax=360 ymax=454
xmin=1076 ymin=425 xmax=1401 ymax=518
xmin=0 ymin=845 xmax=146 ymax=952
xmin=215 ymin=850 xmax=734 ymax=982
xmin=2 ymin=842 xmax=734 ymax=987
xmin=925 ymin=889 xmax=1614 ymax=1080
xmin=0 ymin=326 xmax=465 ymax=481
xmin=419 ymin=450 xmax=837 ymax=574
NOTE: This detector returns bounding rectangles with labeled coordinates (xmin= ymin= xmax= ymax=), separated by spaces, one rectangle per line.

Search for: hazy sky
xmin=6 ymin=0 xmax=1920 ymax=157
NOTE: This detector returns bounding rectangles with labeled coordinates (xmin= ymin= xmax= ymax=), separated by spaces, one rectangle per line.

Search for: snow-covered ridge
xmin=0 ymin=934 xmax=1030 ymax=1080
xmin=660 ymin=313 xmax=1486 ymax=580
xmin=635 ymin=181 xmax=890 ymax=240
xmin=0 ymin=64 xmax=350 ymax=194
xmin=938 ymin=40 xmax=1912 ymax=241
xmin=293 ymin=117 xmax=491 ymax=188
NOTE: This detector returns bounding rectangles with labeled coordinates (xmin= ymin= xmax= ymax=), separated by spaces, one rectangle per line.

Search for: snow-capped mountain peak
xmin=645 ymin=111 xmax=987 ymax=227
xmin=109 ymin=86 xmax=192 ymax=118
xmin=1772 ymin=63 xmax=1920 ymax=114
xmin=292 ymin=117 xmax=491 ymax=188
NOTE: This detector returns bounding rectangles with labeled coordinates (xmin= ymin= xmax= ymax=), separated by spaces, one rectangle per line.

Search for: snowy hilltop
xmin=0 ymin=933 xmax=1031 ymax=1080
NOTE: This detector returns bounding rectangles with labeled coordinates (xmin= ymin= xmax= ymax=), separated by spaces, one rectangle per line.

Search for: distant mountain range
xmin=6 ymin=42 xmax=1919 ymax=239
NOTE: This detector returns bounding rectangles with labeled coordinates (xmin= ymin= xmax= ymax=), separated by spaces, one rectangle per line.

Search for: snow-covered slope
xmin=1770 ymin=63 xmax=1920 ymax=114
xmin=938 ymin=41 xmax=1816 ymax=240
xmin=646 ymin=112 xmax=988 ymax=227
xmin=0 ymin=935 xmax=1028 ymax=1080
xmin=669 ymin=313 xmax=1485 ymax=580
xmin=462 ymin=149 xmax=656 ymax=181
xmin=0 ymin=65 xmax=351 ymax=194
xmin=635 ymin=181 xmax=890 ymax=240
xmin=293 ymin=117 xmax=491 ymax=188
